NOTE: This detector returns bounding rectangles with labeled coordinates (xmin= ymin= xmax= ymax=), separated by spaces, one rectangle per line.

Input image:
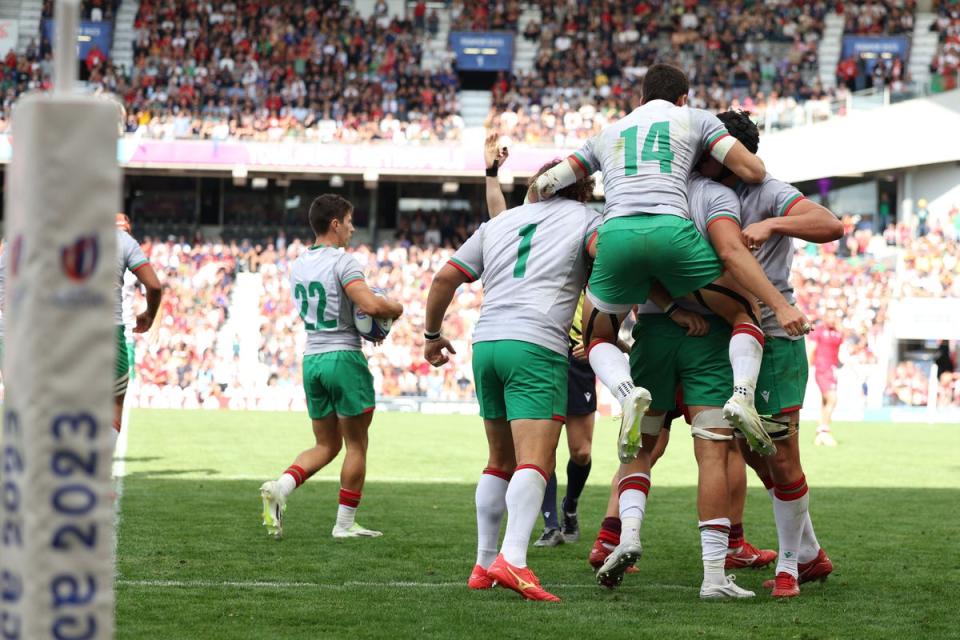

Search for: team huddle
xmin=257 ymin=64 xmax=844 ymax=603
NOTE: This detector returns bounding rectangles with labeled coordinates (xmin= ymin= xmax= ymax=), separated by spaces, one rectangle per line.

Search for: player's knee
xmin=569 ymin=446 xmax=591 ymax=466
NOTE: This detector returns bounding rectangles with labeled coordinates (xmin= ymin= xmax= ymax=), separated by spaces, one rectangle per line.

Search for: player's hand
xmin=572 ymin=341 xmax=588 ymax=362
xmin=484 ymin=131 xmax=508 ymax=169
xmin=525 ymin=183 xmax=541 ymax=204
xmin=774 ymin=304 xmax=810 ymax=337
xmin=670 ymin=309 xmax=709 ymax=336
xmin=382 ymin=301 xmax=404 ymax=320
xmin=134 ymin=312 xmax=155 ymax=333
xmin=424 ymin=337 xmax=456 ymax=367
xmin=741 ymin=220 xmax=773 ymax=250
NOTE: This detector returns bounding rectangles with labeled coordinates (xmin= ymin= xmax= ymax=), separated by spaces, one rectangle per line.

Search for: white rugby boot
xmin=699 ymin=574 xmax=756 ymax=600
xmin=723 ymin=395 xmax=776 ymax=456
xmin=618 ymin=386 xmax=652 ymax=464
xmin=259 ymin=481 xmax=286 ymax=539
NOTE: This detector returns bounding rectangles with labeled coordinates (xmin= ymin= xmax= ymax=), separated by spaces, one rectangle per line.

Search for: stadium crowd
xmin=931 ymin=0 xmax=960 ymax=91
xmin=112 ymin=209 xmax=960 ymax=411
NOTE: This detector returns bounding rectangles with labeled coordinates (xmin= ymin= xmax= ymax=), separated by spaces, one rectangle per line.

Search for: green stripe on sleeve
xmin=448 ymin=257 xmax=479 ymax=280
xmin=779 ymin=194 xmax=803 ymax=216
xmin=706 ymin=212 xmax=740 ymax=227
xmin=341 ymin=274 xmax=364 ymax=286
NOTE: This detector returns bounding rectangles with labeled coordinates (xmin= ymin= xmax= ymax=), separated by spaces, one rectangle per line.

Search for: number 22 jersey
xmin=289 ymin=245 xmax=365 ymax=355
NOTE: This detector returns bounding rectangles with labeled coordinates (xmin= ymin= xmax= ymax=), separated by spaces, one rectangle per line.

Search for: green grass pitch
xmin=116 ymin=410 xmax=960 ymax=639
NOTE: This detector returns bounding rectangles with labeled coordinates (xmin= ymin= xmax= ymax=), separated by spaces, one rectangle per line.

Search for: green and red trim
xmin=447 ymin=258 xmax=479 ymax=281
xmin=780 ymin=194 xmax=804 ymax=216
xmin=570 ymin=152 xmax=591 ymax=173
xmin=707 ymin=131 xmax=731 ymax=151
xmin=341 ymin=274 xmax=364 ymax=288
xmin=705 ymin=212 xmax=740 ymax=230
xmin=130 ymin=260 xmax=149 ymax=272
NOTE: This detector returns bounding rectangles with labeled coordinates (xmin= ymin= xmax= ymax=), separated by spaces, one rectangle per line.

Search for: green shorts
xmin=755 ymin=337 xmax=808 ymax=417
xmin=115 ymin=325 xmax=129 ymax=397
xmin=472 ymin=340 xmax=567 ymax=422
xmin=629 ymin=314 xmax=731 ymax=411
xmin=126 ymin=338 xmax=136 ymax=380
xmin=588 ymin=215 xmax=723 ymax=308
xmin=303 ymin=351 xmax=375 ymax=419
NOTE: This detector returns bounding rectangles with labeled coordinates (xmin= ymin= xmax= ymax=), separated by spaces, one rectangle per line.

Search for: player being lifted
xmin=260 ymin=195 xmax=403 ymax=540
xmin=701 ymin=110 xmax=840 ymax=596
xmin=424 ymin=162 xmax=600 ymax=602
xmin=113 ymin=219 xmax=162 ymax=441
xmin=526 ymin=64 xmax=810 ymax=464
xmin=483 ymin=133 xmax=597 ymax=548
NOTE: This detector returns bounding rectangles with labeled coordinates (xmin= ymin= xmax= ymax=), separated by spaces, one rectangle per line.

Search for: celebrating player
xmin=424 ymin=162 xmax=600 ymax=602
xmin=259 ymin=195 xmax=403 ymax=540
xmin=483 ymin=132 xmax=596 ymax=548
xmin=116 ymin=214 xmax=141 ymax=392
xmin=810 ymin=310 xmax=843 ymax=446
xmin=700 ymin=109 xmax=840 ymax=596
xmin=113 ymin=222 xmax=162 ymax=439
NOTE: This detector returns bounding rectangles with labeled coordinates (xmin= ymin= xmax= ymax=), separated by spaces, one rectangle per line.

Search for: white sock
xmin=798 ymin=511 xmax=821 ymax=564
xmin=588 ymin=342 xmax=634 ymax=405
xmin=277 ymin=473 xmax=297 ymax=498
xmin=618 ymin=473 xmax=650 ymax=545
xmin=475 ymin=469 xmax=509 ymax=568
xmin=817 ymin=424 xmax=832 ymax=433
xmin=336 ymin=504 xmax=357 ymax=529
xmin=699 ymin=518 xmax=731 ymax=584
xmin=730 ymin=324 xmax=763 ymax=404
xmin=500 ymin=466 xmax=548 ymax=568
xmin=773 ymin=477 xmax=809 ymax=578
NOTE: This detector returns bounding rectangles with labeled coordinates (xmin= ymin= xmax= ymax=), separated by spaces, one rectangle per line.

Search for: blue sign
xmin=842 ymin=35 xmax=909 ymax=60
xmin=42 ymin=20 xmax=113 ymax=60
xmin=449 ymin=32 xmax=514 ymax=72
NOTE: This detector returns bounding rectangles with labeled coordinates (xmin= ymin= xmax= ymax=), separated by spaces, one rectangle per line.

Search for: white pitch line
xmin=118 ymin=579 xmax=696 ymax=592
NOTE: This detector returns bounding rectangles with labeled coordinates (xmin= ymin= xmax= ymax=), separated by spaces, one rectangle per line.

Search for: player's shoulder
xmin=690 ymin=172 xmax=737 ymax=203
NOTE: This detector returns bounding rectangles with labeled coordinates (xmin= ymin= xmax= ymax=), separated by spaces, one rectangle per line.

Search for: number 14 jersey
xmin=449 ymin=200 xmax=601 ymax=356
xmin=572 ymin=99 xmax=730 ymax=221
xmin=290 ymin=245 xmax=364 ymax=355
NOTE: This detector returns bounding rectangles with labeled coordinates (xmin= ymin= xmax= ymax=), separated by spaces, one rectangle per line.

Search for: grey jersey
xmin=736 ymin=174 xmax=805 ymax=339
xmin=289 ymin=245 xmax=364 ymax=355
xmin=0 ymin=250 xmax=5 ymax=341
xmin=116 ymin=230 xmax=148 ymax=326
xmin=450 ymin=199 xmax=601 ymax=356
xmin=122 ymin=271 xmax=139 ymax=333
xmin=573 ymin=100 xmax=730 ymax=221
xmin=637 ymin=175 xmax=741 ymax=316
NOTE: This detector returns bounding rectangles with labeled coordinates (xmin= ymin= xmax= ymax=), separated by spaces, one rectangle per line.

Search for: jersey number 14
xmin=621 ymin=121 xmax=674 ymax=175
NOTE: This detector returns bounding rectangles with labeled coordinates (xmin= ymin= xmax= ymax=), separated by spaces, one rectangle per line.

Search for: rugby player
xmin=526 ymin=64 xmax=810 ymax=461
xmin=483 ymin=133 xmax=595 ymax=548
xmin=700 ymin=110 xmax=840 ymax=596
xmin=259 ymin=195 xmax=404 ymax=540
xmin=596 ymin=172 xmax=784 ymax=598
xmin=810 ymin=310 xmax=843 ymax=446
xmin=117 ymin=215 xmax=140 ymax=391
xmin=113 ymin=223 xmax=162 ymax=439
xmin=424 ymin=162 xmax=600 ymax=602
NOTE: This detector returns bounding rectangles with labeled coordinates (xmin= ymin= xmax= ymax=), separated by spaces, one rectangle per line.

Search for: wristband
xmin=424 ymin=330 xmax=442 ymax=341
xmin=665 ymin=303 xmax=679 ymax=317
xmin=486 ymin=163 xmax=499 ymax=177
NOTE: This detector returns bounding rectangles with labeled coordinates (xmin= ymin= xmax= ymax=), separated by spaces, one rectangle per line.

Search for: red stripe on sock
xmin=515 ymin=464 xmax=549 ymax=483
xmin=733 ymin=323 xmax=765 ymax=347
xmin=728 ymin=522 xmax=745 ymax=547
xmin=598 ymin=529 xmax=620 ymax=545
xmin=339 ymin=488 xmax=362 ymax=508
xmin=482 ymin=467 xmax=511 ymax=482
xmin=585 ymin=338 xmax=607 ymax=357
xmin=618 ymin=474 xmax=650 ymax=496
xmin=285 ymin=465 xmax=309 ymax=487
xmin=774 ymin=475 xmax=809 ymax=501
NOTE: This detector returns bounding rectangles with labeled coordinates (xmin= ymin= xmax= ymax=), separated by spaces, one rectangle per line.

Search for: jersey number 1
xmin=514 ymin=223 xmax=538 ymax=278
xmin=621 ymin=121 xmax=674 ymax=175
xmin=295 ymin=282 xmax=337 ymax=330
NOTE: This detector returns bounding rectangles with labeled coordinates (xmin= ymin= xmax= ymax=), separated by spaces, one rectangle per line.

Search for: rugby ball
xmin=354 ymin=287 xmax=393 ymax=342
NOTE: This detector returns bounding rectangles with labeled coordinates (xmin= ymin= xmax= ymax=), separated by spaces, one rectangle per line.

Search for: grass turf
xmin=116 ymin=410 xmax=960 ymax=639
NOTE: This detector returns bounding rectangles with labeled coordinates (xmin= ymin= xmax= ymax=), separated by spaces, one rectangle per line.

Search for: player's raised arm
xmin=699 ymin=109 xmax=765 ymax=184
xmin=484 ymin=130 xmax=509 ymax=218
xmin=345 ymin=278 xmax=403 ymax=320
xmin=526 ymin=138 xmax=596 ymax=203
xmin=742 ymin=199 xmax=843 ymax=247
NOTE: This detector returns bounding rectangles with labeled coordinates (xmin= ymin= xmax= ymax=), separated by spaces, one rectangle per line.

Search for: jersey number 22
xmin=295 ymin=281 xmax=337 ymax=331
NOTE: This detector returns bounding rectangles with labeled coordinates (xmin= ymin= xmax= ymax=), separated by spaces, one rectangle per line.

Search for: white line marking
xmin=117 ymin=579 xmax=696 ymax=592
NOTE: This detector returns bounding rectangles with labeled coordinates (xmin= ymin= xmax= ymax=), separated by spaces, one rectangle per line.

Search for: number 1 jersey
xmin=289 ymin=245 xmax=364 ymax=355
xmin=448 ymin=199 xmax=601 ymax=356
xmin=572 ymin=99 xmax=730 ymax=221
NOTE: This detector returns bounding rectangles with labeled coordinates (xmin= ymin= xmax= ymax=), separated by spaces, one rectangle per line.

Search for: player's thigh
xmin=327 ymin=351 xmax=376 ymax=418
xmin=311 ymin=413 xmax=341 ymax=448
xmin=689 ymin=271 xmax=761 ymax=325
xmin=677 ymin=315 xmax=732 ymax=409
xmin=339 ymin=411 xmax=374 ymax=451
xmin=630 ymin=314 xmax=683 ymax=412
xmin=565 ymin=353 xmax=596 ymax=457
xmin=687 ymin=404 xmax=734 ymax=461
xmin=472 ymin=341 xmax=507 ymax=421
xmin=564 ymin=413 xmax=595 ymax=461
xmin=756 ymin=337 xmax=808 ymax=418
xmin=499 ymin=341 xmax=568 ymax=423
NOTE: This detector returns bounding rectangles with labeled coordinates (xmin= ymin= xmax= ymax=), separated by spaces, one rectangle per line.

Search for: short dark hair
xmin=716 ymin=110 xmax=760 ymax=154
xmin=308 ymin=194 xmax=353 ymax=235
xmin=641 ymin=64 xmax=689 ymax=104
xmin=529 ymin=160 xmax=595 ymax=203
